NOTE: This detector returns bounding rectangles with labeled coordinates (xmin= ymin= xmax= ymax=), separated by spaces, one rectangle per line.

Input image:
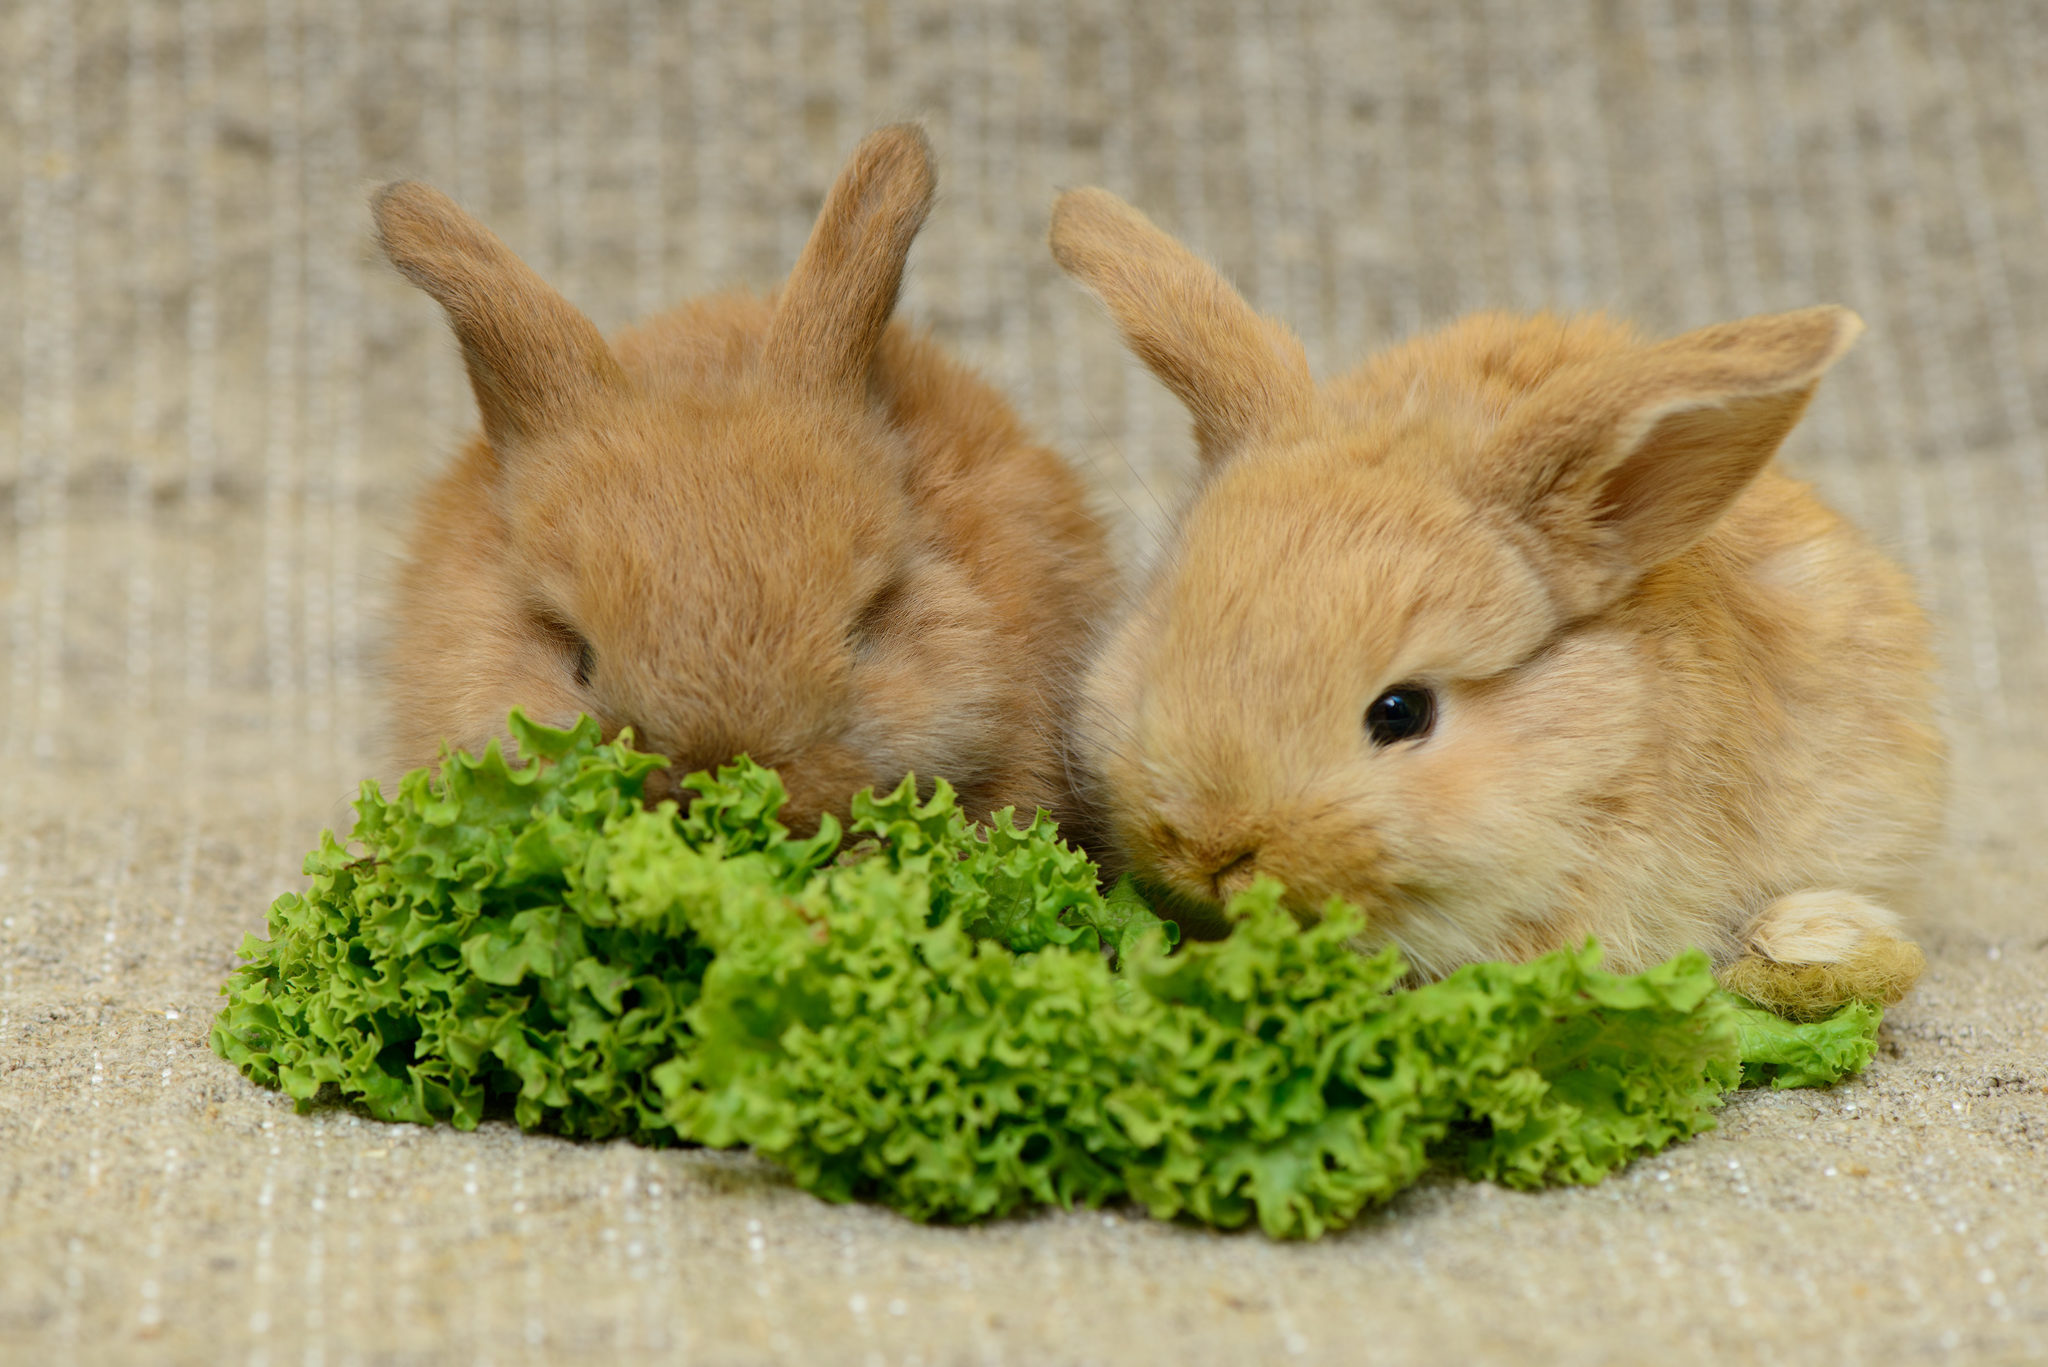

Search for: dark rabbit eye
xmin=532 ymin=608 xmax=595 ymax=687
xmin=1365 ymin=685 xmax=1435 ymax=746
xmin=849 ymin=576 xmax=908 ymax=654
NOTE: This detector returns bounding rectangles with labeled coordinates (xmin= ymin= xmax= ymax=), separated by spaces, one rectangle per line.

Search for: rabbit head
xmin=1051 ymin=187 xmax=1880 ymax=971
xmin=379 ymin=126 xmax=1070 ymax=832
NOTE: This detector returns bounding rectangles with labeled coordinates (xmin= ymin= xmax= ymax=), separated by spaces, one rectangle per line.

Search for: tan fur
xmin=1051 ymin=189 xmax=1946 ymax=984
xmin=376 ymin=126 xmax=1113 ymax=836
xmin=1720 ymin=897 xmax=1928 ymax=1019
xmin=1745 ymin=888 xmax=1906 ymax=963
xmin=1718 ymin=889 xmax=1926 ymax=1017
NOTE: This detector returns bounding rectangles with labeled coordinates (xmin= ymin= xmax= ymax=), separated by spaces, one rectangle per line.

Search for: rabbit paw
xmin=1718 ymin=889 xmax=1927 ymax=1020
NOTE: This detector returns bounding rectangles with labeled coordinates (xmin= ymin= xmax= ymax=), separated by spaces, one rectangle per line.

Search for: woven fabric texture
xmin=3 ymin=2 xmax=2045 ymax=1363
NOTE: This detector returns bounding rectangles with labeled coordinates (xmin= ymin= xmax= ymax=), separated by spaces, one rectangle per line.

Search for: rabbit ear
xmin=762 ymin=124 xmax=936 ymax=396
xmin=1503 ymin=306 xmax=1863 ymax=603
xmin=373 ymin=181 xmax=622 ymax=452
xmin=1049 ymin=187 xmax=1314 ymax=467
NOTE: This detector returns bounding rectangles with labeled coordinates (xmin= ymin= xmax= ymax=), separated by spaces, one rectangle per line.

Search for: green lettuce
xmin=213 ymin=713 xmax=1881 ymax=1238
xmin=1730 ymin=997 xmax=1881 ymax=1089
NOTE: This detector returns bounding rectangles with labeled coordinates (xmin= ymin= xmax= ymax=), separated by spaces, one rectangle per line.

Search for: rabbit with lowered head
xmin=1049 ymin=187 xmax=1944 ymax=1012
xmin=375 ymin=126 xmax=1111 ymax=836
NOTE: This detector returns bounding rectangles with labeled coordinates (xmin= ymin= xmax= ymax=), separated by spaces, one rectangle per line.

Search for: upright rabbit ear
xmin=1499 ymin=306 xmax=1863 ymax=609
xmin=372 ymin=181 xmax=622 ymax=452
xmin=762 ymin=124 xmax=936 ymax=397
xmin=1049 ymin=187 xmax=1315 ymax=467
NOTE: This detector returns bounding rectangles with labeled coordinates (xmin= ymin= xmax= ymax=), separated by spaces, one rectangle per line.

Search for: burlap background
xmin=3 ymin=2 xmax=2044 ymax=1363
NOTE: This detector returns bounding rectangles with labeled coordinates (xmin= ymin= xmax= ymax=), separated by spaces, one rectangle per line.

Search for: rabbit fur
xmin=374 ymin=126 xmax=1112 ymax=837
xmin=1050 ymin=186 xmax=1944 ymax=1001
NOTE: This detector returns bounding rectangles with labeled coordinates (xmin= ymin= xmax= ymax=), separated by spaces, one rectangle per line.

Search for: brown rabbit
xmin=1049 ymin=186 xmax=1945 ymax=1014
xmin=374 ymin=126 xmax=1111 ymax=836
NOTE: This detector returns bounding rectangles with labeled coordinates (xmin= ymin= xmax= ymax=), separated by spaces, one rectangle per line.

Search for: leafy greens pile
xmin=212 ymin=714 xmax=1881 ymax=1238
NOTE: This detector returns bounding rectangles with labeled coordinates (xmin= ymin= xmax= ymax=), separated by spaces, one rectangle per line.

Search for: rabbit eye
xmin=1365 ymin=685 xmax=1435 ymax=746
xmin=849 ymin=576 xmax=908 ymax=655
xmin=532 ymin=608 xmax=596 ymax=687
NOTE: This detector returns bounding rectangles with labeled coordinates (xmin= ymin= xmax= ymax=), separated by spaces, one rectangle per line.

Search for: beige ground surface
xmin=3 ymin=2 xmax=2045 ymax=1363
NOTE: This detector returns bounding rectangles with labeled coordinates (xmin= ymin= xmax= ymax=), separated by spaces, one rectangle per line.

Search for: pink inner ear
xmin=1593 ymin=388 xmax=1812 ymax=570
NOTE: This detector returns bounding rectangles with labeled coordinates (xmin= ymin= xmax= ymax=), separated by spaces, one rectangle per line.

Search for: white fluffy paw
xmin=1746 ymin=888 xmax=1905 ymax=965
xmin=1721 ymin=888 xmax=1925 ymax=1019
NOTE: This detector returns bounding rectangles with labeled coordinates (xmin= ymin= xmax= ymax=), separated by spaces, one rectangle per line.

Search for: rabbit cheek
xmin=847 ymin=638 xmax=1003 ymax=811
xmin=1365 ymin=642 xmax=1649 ymax=962
xmin=770 ymin=743 xmax=883 ymax=838
xmin=389 ymin=589 xmax=593 ymax=775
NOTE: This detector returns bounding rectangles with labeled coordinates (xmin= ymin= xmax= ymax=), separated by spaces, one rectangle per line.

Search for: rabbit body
xmin=378 ymin=127 xmax=1110 ymax=835
xmin=1053 ymin=189 xmax=1944 ymax=991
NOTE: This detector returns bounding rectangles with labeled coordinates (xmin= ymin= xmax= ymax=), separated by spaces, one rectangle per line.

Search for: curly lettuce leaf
xmin=1727 ymin=996 xmax=1882 ymax=1089
xmin=213 ymin=714 xmax=1884 ymax=1239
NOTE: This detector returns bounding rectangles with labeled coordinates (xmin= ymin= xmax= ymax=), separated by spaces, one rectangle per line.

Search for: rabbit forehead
xmin=511 ymin=394 xmax=905 ymax=588
xmin=1150 ymin=455 xmax=1556 ymax=701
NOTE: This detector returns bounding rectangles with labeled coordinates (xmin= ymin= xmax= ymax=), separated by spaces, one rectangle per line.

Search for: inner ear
xmin=1593 ymin=388 xmax=1816 ymax=568
xmin=1499 ymin=306 xmax=1862 ymax=603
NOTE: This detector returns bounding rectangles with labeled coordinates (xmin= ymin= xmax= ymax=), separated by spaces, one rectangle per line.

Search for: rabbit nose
xmin=1209 ymin=849 xmax=1261 ymax=903
xmin=641 ymin=765 xmax=681 ymax=805
xmin=1158 ymin=819 xmax=1262 ymax=903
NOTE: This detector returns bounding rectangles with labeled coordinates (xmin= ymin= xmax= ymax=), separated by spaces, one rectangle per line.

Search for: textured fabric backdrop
xmin=3 ymin=2 xmax=2046 ymax=1363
